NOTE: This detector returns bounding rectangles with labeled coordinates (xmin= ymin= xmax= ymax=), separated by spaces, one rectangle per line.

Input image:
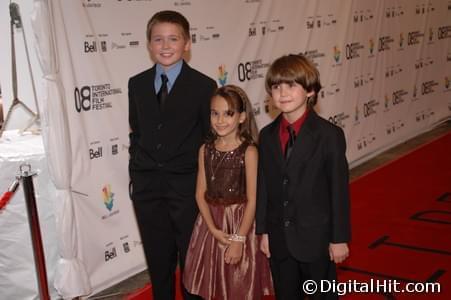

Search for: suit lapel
xmin=286 ymin=111 xmax=319 ymax=171
xmin=137 ymin=67 xmax=158 ymax=112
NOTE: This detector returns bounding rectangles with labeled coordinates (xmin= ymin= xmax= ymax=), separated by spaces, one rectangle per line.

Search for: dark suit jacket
xmin=256 ymin=110 xmax=351 ymax=262
xmin=128 ymin=61 xmax=217 ymax=199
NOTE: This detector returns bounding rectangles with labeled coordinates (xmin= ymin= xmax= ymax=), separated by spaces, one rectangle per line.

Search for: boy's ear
xmin=306 ymin=90 xmax=315 ymax=98
xmin=184 ymin=38 xmax=191 ymax=52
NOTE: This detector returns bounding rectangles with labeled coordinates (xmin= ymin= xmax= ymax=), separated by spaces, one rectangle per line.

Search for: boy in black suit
xmin=256 ymin=54 xmax=350 ymax=299
xmin=128 ymin=10 xmax=217 ymax=300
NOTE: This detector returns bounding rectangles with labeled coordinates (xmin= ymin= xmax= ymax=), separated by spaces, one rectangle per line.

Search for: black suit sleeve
xmin=128 ymin=78 xmax=139 ymax=159
xmin=327 ymin=127 xmax=351 ymax=243
xmin=256 ymin=132 xmax=268 ymax=234
xmin=200 ymin=80 xmax=217 ymax=138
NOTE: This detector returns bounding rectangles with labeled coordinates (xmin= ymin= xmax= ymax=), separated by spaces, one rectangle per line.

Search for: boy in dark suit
xmin=256 ymin=54 xmax=351 ymax=300
xmin=128 ymin=10 xmax=217 ymax=300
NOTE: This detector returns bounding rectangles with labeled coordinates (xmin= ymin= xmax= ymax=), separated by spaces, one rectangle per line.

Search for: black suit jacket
xmin=128 ymin=61 xmax=217 ymax=199
xmin=256 ymin=111 xmax=351 ymax=262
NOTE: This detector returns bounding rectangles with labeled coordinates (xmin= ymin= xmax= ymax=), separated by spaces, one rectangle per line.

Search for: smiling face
xmin=210 ymin=95 xmax=245 ymax=141
xmin=270 ymin=81 xmax=314 ymax=123
xmin=147 ymin=22 xmax=190 ymax=71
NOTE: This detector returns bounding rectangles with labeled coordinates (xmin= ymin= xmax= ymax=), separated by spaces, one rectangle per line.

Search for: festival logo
xmin=378 ymin=35 xmax=394 ymax=52
xmin=384 ymin=94 xmax=390 ymax=110
xmin=369 ymin=38 xmax=375 ymax=55
xmin=438 ymin=26 xmax=451 ymax=40
xmin=392 ymin=89 xmax=408 ymax=106
xmin=363 ymin=99 xmax=379 ymax=117
xmin=328 ymin=112 xmax=350 ymax=129
xmin=345 ymin=42 xmax=364 ymax=60
xmin=421 ymin=80 xmax=439 ymax=95
xmin=354 ymin=104 xmax=359 ymax=123
xmin=237 ymin=59 xmax=270 ymax=82
xmin=217 ymin=65 xmax=228 ymax=86
xmin=413 ymin=84 xmax=418 ymax=99
xmin=408 ymin=31 xmax=424 ymax=46
xmin=399 ymin=32 xmax=405 ymax=48
xmin=444 ymin=76 xmax=450 ymax=91
xmin=74 ymin=83 xmax=122 ymax=113
xmin=303 ymin=49 xmax=326 ymax=67
xmin=102 ymin=184 xmax=114 ymax=211
xmin=333 ymin=46 xmax=341 ymax=63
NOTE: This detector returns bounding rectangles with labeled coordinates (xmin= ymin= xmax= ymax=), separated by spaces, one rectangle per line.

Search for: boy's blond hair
xmin=146 ymin=10 xmax=190 ymax=41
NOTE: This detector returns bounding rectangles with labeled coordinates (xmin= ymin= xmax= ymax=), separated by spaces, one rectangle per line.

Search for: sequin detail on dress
xmin=204 ymin=142 xmax=247 ymax=205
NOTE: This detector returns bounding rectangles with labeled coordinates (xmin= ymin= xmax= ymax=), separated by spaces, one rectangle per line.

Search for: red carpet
xmin=340 ymin=132 xmax=451 ymax=299
xmin=128 ymin=132 xmax=451 ymax=299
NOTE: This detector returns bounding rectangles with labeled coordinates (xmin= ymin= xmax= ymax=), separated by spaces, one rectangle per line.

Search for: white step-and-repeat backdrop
xmin=24 ymin=0 xmax=451 ymax=298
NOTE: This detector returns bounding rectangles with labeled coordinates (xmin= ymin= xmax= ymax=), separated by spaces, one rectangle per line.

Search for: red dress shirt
xmin=279 ymin=110 xmax=309 ymax=155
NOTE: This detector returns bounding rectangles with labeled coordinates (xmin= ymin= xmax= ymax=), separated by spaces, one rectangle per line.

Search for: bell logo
xmin=105 ymin=247 xmax=117 ymax=261
xmin=84 ymin=41 xmax=97 ymax=53
xmin=89 ymin=147 xmax=102 ymax=159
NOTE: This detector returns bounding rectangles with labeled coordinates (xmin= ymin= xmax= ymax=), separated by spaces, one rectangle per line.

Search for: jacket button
xmin=157 ymin=123 xmax=163 ymax=130
xmin=156 ymin=143 xmax=162 ymax=150
xmin=157 ymin=163 xmax=164 ymax=168
xmin=284 ymin=220 xmax=290 ymax=227
xmin=283 ymin=178 xmax=289 ymax=185
xmin=283 ymin=201 xmax=288 ymax=207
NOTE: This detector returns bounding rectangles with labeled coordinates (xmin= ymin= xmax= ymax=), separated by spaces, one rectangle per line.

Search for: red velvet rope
xmin=0 ymin=191 xmax=13 ymax=210
xmin=0 ymin=180 xmax=19 ymax=211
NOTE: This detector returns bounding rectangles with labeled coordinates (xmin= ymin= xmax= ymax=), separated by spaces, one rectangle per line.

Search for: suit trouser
xmin=132 ymin=185 xmax=201 ymax=300
xmin=270 ymin=254 xmax=338 ymax=300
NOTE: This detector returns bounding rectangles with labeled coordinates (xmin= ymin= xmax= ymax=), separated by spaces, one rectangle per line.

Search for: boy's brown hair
xmin=146 ymin=10 xmax=190 ymax=41
xmin=265 ymin=54 xmax=322 ymax=108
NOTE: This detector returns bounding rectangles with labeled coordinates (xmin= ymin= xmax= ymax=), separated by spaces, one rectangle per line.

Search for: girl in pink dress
xmin=183 ymin=85 xmax=273 ymax=299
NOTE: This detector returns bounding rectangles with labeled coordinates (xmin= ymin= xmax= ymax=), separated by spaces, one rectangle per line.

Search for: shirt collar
xmin=155 ymin=60 xmax=183 ymax=89
xmin=280 ymin=109 xmax=309 ymax=135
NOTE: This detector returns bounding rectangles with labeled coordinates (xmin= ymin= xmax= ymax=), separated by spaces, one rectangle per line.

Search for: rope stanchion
xmin=1 ymin=164 xmax=50 ymax=299
xmin=0 ymin=179 xmax=19 ymax=211
xmin=18 ymin=163 xmax=50 ymax=300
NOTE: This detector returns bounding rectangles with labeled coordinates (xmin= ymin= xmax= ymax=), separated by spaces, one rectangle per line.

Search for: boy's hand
xmin=225 ymin=242 xmax=243 ymax=264
xmin=329 ymin=243 xmax=349 ymax=263
xmin=211 ymin=228 xmax=231 ymax=245
xmin=260 ymin=234 xmax=271 ymax=258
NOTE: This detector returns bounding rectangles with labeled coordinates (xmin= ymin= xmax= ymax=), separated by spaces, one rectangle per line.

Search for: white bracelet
xmin=228 ymin=233 xmax=246 ymax=243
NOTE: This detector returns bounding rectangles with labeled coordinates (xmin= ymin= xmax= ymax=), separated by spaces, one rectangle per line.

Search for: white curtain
xmin=31 ymin=0 xmax=91 ymax=298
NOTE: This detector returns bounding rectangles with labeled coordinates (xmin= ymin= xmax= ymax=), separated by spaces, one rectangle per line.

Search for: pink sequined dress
xmin=183 ymin=141 xmax=273 ymax=300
